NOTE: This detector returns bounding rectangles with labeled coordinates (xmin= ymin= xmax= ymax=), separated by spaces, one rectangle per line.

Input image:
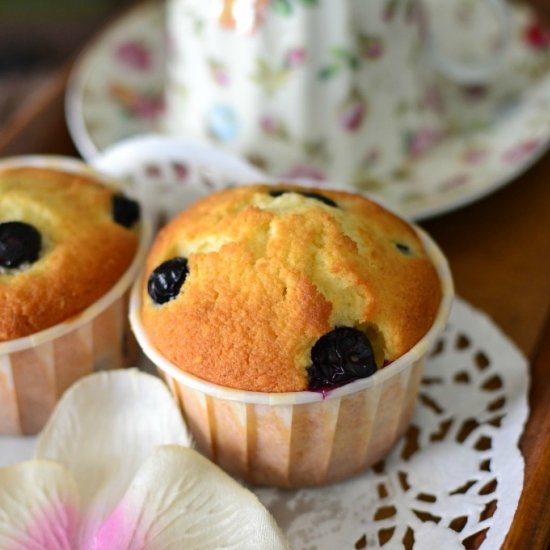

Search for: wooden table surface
xmin=0 ymin=64 xmax=549 ymax=549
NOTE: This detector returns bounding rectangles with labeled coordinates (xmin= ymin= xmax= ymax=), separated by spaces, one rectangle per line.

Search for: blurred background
xmin=0 ymin=0 xmax=548 ymax=134
xmin=0 ymin=0 xmax=135 ymax=130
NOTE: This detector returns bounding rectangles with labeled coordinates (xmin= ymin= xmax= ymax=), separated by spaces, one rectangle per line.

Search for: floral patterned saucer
xmin=66 ymin=0 xmax=550 ymax=220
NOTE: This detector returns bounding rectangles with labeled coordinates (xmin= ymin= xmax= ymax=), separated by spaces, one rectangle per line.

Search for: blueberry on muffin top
xmin=141 ymin=184 xmax=441 ymax=392
xmin=0 ymin=221 xmax=42 ymax=269
xmin=0 ymin=167 xmax=139 ymax=341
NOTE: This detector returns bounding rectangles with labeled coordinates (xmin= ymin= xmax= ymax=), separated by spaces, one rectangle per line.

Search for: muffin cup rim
xmin=130 ymin=218 xmax=454 ymax=406
xmin=0 ymin=155 xmax=153 ymax=353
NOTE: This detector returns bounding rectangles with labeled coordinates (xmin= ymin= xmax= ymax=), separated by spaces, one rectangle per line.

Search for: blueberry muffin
xmin=140 ymin=184 xmax=442 ymax=393
xmin=0 ymin=167 xmax=140 ymax=341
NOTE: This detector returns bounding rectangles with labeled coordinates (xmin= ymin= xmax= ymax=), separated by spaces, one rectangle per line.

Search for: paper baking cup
xmin=0 ymin=156 xmax=152 ymax=435
xmin=130 ymin=223 xmax=453 ymax=488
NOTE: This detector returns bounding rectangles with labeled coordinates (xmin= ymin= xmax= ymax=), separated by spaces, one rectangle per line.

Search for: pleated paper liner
xmin=130 ymin=218 xmax=453 ymax=488
xmin=0 ymin=156 xmax=153 ymax=435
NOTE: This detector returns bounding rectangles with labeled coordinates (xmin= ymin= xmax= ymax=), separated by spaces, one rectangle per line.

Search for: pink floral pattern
xmin=461 ymin=85 xmax=489 ymax=101
xmin=461 ymin=147 xmax=490 ymax=165
xmin=145 ymin=164 xmax=161 ymax=177
xmin=260 ymin=115 xmax=288 ymax=139
xmin=172 ymin=161 xmax=189 ymax=181
xmin=109 ymin=84 xmax=163 ymax=119
xmin=283 ymin=165 xmax=326 ymax=180
xmin=339 ymin=90 xmax=368 ymax=132
xmin=71 ymin=1 xmax=550 ymax=221
xmin=524 ymin=21 xmax=550 ymax=50
xmin=439 ymin=174 xmax=469 ymax=190
xmin=208 ymin=59 xmax=230 ymax=87
xmin=358 ymin=35 xmax=384 ymax=60
xmin=502 ymin=139 xmax=542 ymax=165
xmin=115 ymin=41 xmax=152 ymax=71
xmin=405 ymin=128 xmax=445 ymax=159
xmin=285 ymin=47 xmax=307 ymax=69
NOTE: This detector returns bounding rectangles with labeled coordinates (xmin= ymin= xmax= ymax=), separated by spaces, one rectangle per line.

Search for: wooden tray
xmin=1 ymin=64 xmax=549 ymax=549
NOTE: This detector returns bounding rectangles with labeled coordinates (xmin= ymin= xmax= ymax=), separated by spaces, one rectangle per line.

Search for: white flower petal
xmin=35 ymin=369 xmax=191 ymax=545
xmin=88 ymin=446 xmax=289 ymax=550
xmin=0 ymin=461 xmax=79 ymax=550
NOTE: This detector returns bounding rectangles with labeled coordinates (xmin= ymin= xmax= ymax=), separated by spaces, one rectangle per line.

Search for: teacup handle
xmin=426 ymin=0 xmax=511 ymax=85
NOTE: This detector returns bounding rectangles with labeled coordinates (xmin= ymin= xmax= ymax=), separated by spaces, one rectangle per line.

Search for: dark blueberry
xmin=307 ymin=327 xmax=377 ymax=390
xmin=148 ymin=257 xmax=189 ymax=305
xmin=395 ymin=242 xmax=413 ymax=255
xmin=0 ymin=221 xmax=42 ymax=269
xmin=268 ymin=189 xmax=337 ymax=208
xmin=112 ymin=194 xmax=140 ymax=228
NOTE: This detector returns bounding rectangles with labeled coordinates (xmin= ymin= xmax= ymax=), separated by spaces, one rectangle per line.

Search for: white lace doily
xmin=0 ymin=291 xmax=529 ymax=548
xmin=85 ymin=136 xmax=528 ymax=548
xmin=255 ymin=297 xmax=530 ymax=550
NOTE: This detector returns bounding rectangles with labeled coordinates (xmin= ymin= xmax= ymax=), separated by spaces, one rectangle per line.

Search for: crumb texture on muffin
xmin=141 ymin=185 xmax=442 ymax=392
xmin=0 ymin=167 xmax=139 ymax=341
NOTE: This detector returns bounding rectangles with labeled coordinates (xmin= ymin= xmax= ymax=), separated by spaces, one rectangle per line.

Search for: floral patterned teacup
xmin=165 ymin=0 xmax=509 ymax=187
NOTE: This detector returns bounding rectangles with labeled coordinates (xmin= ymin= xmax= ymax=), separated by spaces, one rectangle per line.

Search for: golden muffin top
xmin=0 ymin=167 xmax=139 ymax=341
xmin=141 ymin=184 xmax=442 ymax=392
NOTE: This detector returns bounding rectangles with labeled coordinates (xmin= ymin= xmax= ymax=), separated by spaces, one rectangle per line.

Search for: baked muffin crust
xmin=141 ymin=185 xmax=442 ymax=392
xmin=0 ymin=167 xmax=138 ymax=341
